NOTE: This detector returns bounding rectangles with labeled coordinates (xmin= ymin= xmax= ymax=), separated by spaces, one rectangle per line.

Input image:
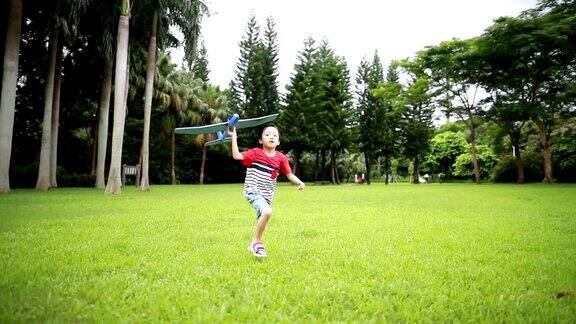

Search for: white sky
xmin=169 ymin=0 xmax=539 ymax=91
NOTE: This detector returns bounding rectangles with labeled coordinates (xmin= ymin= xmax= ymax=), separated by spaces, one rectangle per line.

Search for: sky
xmin=169 ymin=0 xmax=539 ymax=91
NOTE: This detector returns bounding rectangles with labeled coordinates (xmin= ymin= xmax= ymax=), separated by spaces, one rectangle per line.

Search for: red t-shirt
xmin=241 ymin=148 xmax=292 ymax=202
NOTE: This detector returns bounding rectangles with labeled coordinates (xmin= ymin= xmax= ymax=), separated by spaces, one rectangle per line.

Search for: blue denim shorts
xmin=245 ymin=191 xmax=271 ymax=219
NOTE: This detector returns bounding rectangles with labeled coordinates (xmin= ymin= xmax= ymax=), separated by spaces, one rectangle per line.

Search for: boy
xmin=228 ymin=124 xmax=305 ymax=258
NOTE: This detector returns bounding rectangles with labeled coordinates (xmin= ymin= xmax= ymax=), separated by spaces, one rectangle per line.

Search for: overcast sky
xmin=169 ymin=0 xmax=539 ymax=91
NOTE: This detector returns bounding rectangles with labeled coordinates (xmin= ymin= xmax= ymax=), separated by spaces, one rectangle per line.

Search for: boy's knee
xmin=261 ymin=207 xmax=272 ymax=219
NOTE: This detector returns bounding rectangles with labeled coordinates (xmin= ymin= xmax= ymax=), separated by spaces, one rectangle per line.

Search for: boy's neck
xmin=262 ymin=146 xmax=276 ymax=156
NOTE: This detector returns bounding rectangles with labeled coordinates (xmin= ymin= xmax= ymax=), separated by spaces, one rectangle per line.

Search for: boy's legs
xmin=254 ymin=207 xmax=272 ymax=243
xmin=245 ymin=191 xmax=272 ymax=257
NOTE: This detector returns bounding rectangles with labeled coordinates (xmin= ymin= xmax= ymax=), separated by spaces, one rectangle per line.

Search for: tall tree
xmin=0 ymin=0 xmax=22 ymax=193
xmin=396 ymin=59 xmax=436 ymax=184
xmin=192 ymin=41 xmax=210 ymax=82
xmin=36 ymin=0 xmax=91 ymax=190
xmin=419 ymin=39 xmax=488 ymax=183
xmin=355 ymin=51 xmax=386 ymax=184
xmin=231 ymin=15 xmax=280 ymax=148
xmin=471 ymin=0 xmax=576 ymax=183
xmin=280 ymin=37 xmax=319 ymax=177
xmin=35 ymin=29 xmax=59 ymax=190
xmin=138 ymin=0 xmax=208 ymax=191
xmin=191 ymin=85 xmax=228 ymax=184
xmin=105 ymin=0 xmax=131 ymax=194
xmin=139 ymin=10 xmax=158 ymax=191
xmin=90 ymin=1 xmax=118 ymax=189
xmin=315 ymin=41 xmax=353 ymax=183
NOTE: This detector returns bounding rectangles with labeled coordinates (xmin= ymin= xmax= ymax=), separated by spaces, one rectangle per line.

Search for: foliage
xmin=453 ymin=144 xmax=499 ymax=179
xmin=230 ymin=15 xmax=280 ymax=148
xmin=423 ymin=131 xmax=469 ymax=176
xmin=551 ymin=118 xmax=576 ymax=181
xmin=491 ymin=152 xmax=544 ymax=182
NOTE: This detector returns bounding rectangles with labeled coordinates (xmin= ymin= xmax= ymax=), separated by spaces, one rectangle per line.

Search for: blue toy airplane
xmin=175 ymin=113 xmax=279 ymax=146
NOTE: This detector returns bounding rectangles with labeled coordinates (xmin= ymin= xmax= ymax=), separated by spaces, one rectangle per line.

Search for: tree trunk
xmin=334 ymin=151 xmax=340 ymax=184
xmin=535 ymin=118 xmax=554 ymax=183
xmin=469 ymin=122 xmax=481 ymax=184
xmin=384 ymin=155 xmax=389 ymax=185
xmin=105 ymin=11 xmax=130 ymax=195
xmin=320 ymin=149 xmax=326 ymax=181
xmin=90 ymin=118 xmax=98 ymax=177
xmin=376 ymin=156 xmax=381 ymax=180
xmin=95 ymin=58 xmax=113 ymax=189
xmin=511 ymin=136 xmax=525 ymax=184
xmin=140 ymin=10 xmax=158 ymax=192
xmin=314 ymin=150 xmax=319 ymax=182
xmin=200 ymin=143 xmax=207 ymax=185
xmin=0 ymin=0 xmax=22 ymax=194
xmin=364 ymin=152 xmax=371 ymax=185
xmin=330 ymin=150 xmax=336 ymax=184
xmin=49 ymin=42 xmax=63 ymax=188
xmin=293 ymin=149 xmax=301 ymax=178
xmin=36 ymin=29 xmax=59 ymax=191
xmin=171 ymin=129 xmax=176 ymax=185
xmin=412 ymin=155 xmax=420 ymax=184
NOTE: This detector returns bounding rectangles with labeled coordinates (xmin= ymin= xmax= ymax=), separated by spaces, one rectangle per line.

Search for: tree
xmin=396 ymin=59 xmax=436 ymax=184
xmin=192 ymin=41 xmax=209 ymax=82
xmin=191 ymin=85 xmax=229 ymax=184
xmin=484 ymin=101 xmax=531 ymax=183
xmin=424 ymin=131 xmax=469 ymax=176
xmin=471 ymin=0 xmax=576 ymax=182
xmin=355 ymin=51 xmax=388 ymax=184
xmin=231 ymin=15 xmax=280 ymax=148
xmin=35 ymin=0 xmax=91 ymax=190
xmin=419 ymin=39 xmax=488 ymax=183
xmin=138 ymin=0 xmax=208 ymax=191
xmin=0 ymin=0 xmax=22 ymax=193
xmin=105 ymin=0 xmax=131 ymax=195
xmin=280 ymin=37 xmax=319 ymax=177
xmin=315 ymin=41 xmax=353 ymax=183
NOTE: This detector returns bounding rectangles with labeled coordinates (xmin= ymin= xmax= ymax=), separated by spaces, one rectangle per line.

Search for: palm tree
xmin=190 ymin=85 xmax=229 ymax=184
xmin=105 ymin=0 xmax=131 ymax=195
xmin=139 ymin=0 xmax=208 ymax=191
xmin=0 ymin=0 xmax=22 ymax=193
xmin=35 ymin=28 xmax=59 ymax=190
xmin=154 ymin=54 xmax=204 ymax=184
xmin=36 ymin=0 xmax=91 ymax=190
xmin=92 ymin=1 xmax=119 ymax=189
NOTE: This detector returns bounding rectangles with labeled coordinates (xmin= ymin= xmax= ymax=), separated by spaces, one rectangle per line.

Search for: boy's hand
xmin=297 ymin=182 xmax=306 ymax=191
xmin=227 ymin=126 xmax=236 ymax=137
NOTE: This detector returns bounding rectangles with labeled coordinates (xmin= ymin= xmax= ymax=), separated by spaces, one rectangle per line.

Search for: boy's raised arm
xmin=227 ymin=127 xmax=243 ymax=160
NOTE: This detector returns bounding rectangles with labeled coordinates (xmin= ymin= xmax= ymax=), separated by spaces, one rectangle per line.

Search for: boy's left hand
xmin=297 ymin=182 xmax=306 ymax=191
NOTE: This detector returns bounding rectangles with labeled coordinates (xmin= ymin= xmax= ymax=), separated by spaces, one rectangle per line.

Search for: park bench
xmin=122 ymin=164 xmax=140 ymax=186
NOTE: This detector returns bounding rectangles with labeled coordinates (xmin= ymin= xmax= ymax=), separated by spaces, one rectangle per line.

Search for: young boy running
xmin=228 ymin=124 xmax=305 ymax=258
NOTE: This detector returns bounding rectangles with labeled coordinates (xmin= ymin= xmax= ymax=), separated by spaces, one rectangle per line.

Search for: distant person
xmin=228 ymin=124 xmax=305 ymax=258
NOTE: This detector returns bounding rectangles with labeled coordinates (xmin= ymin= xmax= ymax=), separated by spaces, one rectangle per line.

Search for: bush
xmin=58 ymin=171 xmax=95 ymax=187
xmin=491 ymin=152 xmax=543 ymax=182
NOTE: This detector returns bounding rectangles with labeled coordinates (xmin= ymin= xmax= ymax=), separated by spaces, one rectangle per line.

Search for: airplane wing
xmin=175 ymin=113 xmax=279 ymax=135
xmin=174 ymin=121 xmax=227 ymax=135
xmin=235 ymin=114 xmax=279 ymax=129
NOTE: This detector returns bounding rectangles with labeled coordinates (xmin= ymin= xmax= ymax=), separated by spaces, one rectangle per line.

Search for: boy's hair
xmin=258 ymin=123 xmax=279 ymax=139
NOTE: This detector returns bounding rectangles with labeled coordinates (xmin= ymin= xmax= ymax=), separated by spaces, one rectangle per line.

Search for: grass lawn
xmin=0 ymin=183 xmax=575 ymax=322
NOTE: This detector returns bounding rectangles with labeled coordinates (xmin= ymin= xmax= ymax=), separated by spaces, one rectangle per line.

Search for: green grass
xmin=1 ymin=183 xmax=575 ymax=322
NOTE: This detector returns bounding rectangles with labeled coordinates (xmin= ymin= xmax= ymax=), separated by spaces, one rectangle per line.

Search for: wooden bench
xmin=122 ymin=164 xmax=140 ymax=186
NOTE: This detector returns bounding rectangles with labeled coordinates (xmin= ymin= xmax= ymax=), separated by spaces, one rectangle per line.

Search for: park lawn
xmin=0 ymin=183 xmax=575 ymax=322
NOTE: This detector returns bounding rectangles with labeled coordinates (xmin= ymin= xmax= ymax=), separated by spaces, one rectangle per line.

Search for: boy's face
xmin=259 ymin=126 xmax=280 ymax=149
